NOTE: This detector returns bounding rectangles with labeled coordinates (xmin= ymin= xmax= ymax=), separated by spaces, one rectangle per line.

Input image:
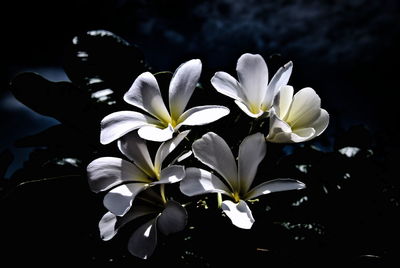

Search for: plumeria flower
xmin=100 ymin=59 xmax=230 ymax=143
xmin=180 ymin=132 xmax=305 ymax=229
xmin=87 ymin=130 xmax=189 ymax=217
xmin=267 ymin=85 xmax=329 ymax=143
xmin=211 ymin=53 xmax=292 ymax=118
xmin=99 ymin=188 xmax=187 ymax=259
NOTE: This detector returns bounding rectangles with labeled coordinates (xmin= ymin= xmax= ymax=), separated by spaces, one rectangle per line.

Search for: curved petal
xmin=99 ymin=212 xmax=117 ymax=241
xmin=138 ymin=124 xmax=174 ymax=142
xmin=151 ymin=165 xmax=185 ymax=185
xmin=179 ymin=167 xmax=231 ymax=197
xmin=103 ymin=183 xmax=149 ymax=216
xmin=157 ymin=200 xmax=188 ymax=236
xmin=154 ymin=130 xmax=190 ymax=171
xmin=236 ymin=53 xmax=268 ymax=109
xmin=234 ymin=100 xmax=264 ymax=118
xmin=285 ymin=87 xmax=320 ymax=125
xmin=87 ymin=157 xmax=150 ymax=193
xmin=118 ymin=131 xmax=156 ymax=178
xmin=211 ymin=71 xmax=247 ymax=101
xmin=169 ymin=59 xmax=202 ymax=119
xmin=192 ymin=132 xmax=238 ymax=190
xmin=176 ymin=105 xmax=230 ymax=128
xmin=221 ymin=200 xmax=255 ymax=229
xmin=273 ymin=85 xmax=294 ymax=119
xmin=309 ymin=109 xmax=329 ymax=136
xmin=124 ymin=72 xmax=171 ymax=122
xmin=116 ymin=204 xmax=158 ymax=230
xmin=268 ymin=127 xmax=316 ymax=143
xmin=263 ymin=61 xmax=293 ymax=110
xmin=100 ymin=111 xmax=159 ymax=145
xmin=128 ymin=217 xmax=158 ymax=260
xmin=238 ymin=133 xmax=267 ymax=194
xmin=245 ymin=179 xmax=305 ymax=200
xmin=266 ymin=113 xmax=292 ymax=141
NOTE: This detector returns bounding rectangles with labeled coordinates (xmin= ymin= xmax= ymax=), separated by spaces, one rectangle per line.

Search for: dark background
xmin=1 ymin=0 xmax=399 ymax=266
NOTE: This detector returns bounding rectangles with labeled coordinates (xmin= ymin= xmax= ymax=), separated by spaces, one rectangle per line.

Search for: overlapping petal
xmin=221 ymin=200 xmax=255 ymax=229
xmin=268 ymin=86 xmax=329 ymax=143
xmin=118 ymin=131 xmax=156 ymax=177
xmin=245 ymin=179 xmax=306 ymax=200
xmin=262 ymin=61 xmax=293 ymax=110
xmin=87 ymin=157 xmax=150 ymax=193
xmin=128 ymin=217 xmax=158 ymax=260
xmin=211 ymin=53 xmax=292 ymax=118
xmin=238 ymin=133 xmax=267 ymax=194
xmin=236 ymin=53 xmax=268 ymax=111
xmin=169 ymin=59 xmax=202 ymax=119
xmin=180 ymin=167 xmax=232 ymax=196
xmin=137 ymin=124 xmax=174 ymax=142
xmin=192 ymin=132 xmax=238 ymax=190
xmin=100 ymin=111 xmax=159 ymax=145
xmin=154 ymin=130 xmax=190 ymax=171
xmin=124 ymin=72 xmax=171 ymax=122
xmin=103 ymin=182 xmax=149 ymax=216
xmin=157 ymin=200 xmax=188 ymax=235
xmin=151 ymin=165 xmax=185 ymax=185
xmin=176 ymin=105 xmax=230 ymax=128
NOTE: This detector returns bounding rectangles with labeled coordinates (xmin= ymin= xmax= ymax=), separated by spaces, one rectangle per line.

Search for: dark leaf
xmin=64 ymin=30 xmax=147 ymax=97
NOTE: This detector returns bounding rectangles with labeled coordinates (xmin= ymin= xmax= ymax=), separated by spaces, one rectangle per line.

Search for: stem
xmin=160 ymin=184 xmax=167 ymax=204
xmin=217 ymin=193 xmax=222 ymax=208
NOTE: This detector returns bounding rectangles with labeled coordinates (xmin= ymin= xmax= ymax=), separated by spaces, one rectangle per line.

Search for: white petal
xmin=118 ymin=131 xmax=156 ymax=177
xmin=128 ymin=217 xmax=158 ymax=260
xmin=274 ymin=85 xmax=294 ymax=119
xmin=221 ymin=200 xmax=255 ymax=229
xmin=157 ymin=200 xmax=188 ymax=236
xmin=309 ymin=109 xmax=329 ymax=136
xmin=234 ymin=100 xmax=264 ymax=118
xmin=238 ymin=133 xmax=267 ymax=194
xmin=211 ymin=71 xmax=247 ymax=101
xmin=268 ymin=127 xmax=316 ymax=143
xmin=266 ymin=113 xmax=292 ymax=141
xmin=176 ymin=105 xmax=230 ymax=128
xmin=124 ymin=72 xmax=171 ymax=122
xmin=236 ymin=53 xmax=268 ymax=109
xmin=285 ymin=87 xmax=321 ymax=125
xmin=151 ymin=165 xmax=185 ymax=185
xmin=87 ymin=157 xmax=150 ymax=193
xmin=103 ymin=183 xmax=149 ymax=216
xmin=245 ymin=179 xmax=306 ymax=200
xmin=116 ymin=204 xmax=158 ymax=230
xmin=100 ymin=111 xmax=159 ymax=145
xmin=192 ymin=132 xmax=238 ymax=191
xmin=263 ymin=61 xmax=293 ymax=110
xmin=154 ymin=130 xmax=190 ymax=171
xmin=99 ymin=212 xmax=117 ymax=241
xmin=169 ymin=59 xmax=202 ymax=119
xmin=138 ymin=124 xmax=174 ymax=142
xmin=179 ymin=167 xmax=231 ymax=197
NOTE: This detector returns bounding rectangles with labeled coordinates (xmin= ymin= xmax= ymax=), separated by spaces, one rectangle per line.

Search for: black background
xmin=1 ymin=0 xmax=400 ymax=266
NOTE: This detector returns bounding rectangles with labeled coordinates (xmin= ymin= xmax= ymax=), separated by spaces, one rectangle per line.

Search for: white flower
xmin=267 ymin=85 xmax=329 ymax=143
xmin=180 ymin=132 xmax=305 ymax=229
xmin=211 ymin=53 xmax=292 ymax=118
xmin=87 ymin=130 xmax=189 ymax=217
xmin=100 ymin=59 xmax=230 ymax=143
xmin=99 ymin=189 xmax=187 ymax=259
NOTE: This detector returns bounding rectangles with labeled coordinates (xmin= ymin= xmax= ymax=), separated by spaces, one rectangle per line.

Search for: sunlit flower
xmin=87 ymin=130 xmax=189 ymax=217
xmin=211 ymin=53 xmax=292 ymax=118
xmin=100 ymin=59 xmax=230 ymax=143
xmin=180 ymin=132 xmax=305 ymax=229
xmin=99 ymin=188 xmax=187 ymax=259
xmin=267 ymin=85 xmax=329 ymax=143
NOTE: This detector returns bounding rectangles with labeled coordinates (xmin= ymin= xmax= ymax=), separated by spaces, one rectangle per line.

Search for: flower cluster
xmin=87 ymin=53 xmax=329 ymax=259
